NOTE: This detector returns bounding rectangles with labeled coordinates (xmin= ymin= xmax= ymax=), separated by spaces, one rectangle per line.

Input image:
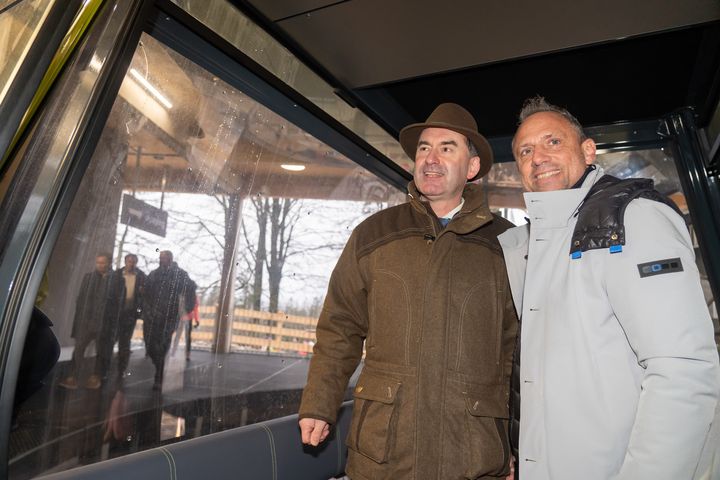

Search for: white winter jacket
xmin=498 ymin=167 xmax=720 ymax=480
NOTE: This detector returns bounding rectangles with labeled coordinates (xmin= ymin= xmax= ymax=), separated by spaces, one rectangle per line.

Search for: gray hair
xmin=517 ymin=96 xmax=587 ymax=142
xmin=466 ymin=138 xmax=479 ymax=158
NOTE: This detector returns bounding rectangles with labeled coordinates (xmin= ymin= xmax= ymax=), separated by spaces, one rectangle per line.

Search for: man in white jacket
xmin=498 ymin=96 xmax=720 ymax=480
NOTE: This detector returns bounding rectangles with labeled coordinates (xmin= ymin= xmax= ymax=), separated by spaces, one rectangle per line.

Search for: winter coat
xmin=142 ymin=263 xmax=196 ymax=345
xmin=497 ymin=167 xmax=720 ymax=480
xmin=71 ymin=269 xmax=122 ymax=339
xmin=299 ymin=181 xmax=518 ymax=480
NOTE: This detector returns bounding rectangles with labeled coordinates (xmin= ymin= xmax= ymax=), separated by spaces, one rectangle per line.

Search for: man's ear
xmin=581 ymin=138 xmax=596 ymax=165
xmin=466 ymin=156 xmax=481 ymax=180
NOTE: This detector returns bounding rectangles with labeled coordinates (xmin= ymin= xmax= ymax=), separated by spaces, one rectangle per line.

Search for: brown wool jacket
xmin=299 ymin=181 xmax=519 ymax=480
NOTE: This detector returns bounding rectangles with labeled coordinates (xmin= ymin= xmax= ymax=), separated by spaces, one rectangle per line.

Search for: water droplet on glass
xmin=155 ymin=248 xmax=160 ymax=252
xmin=187 ymin=167 xmax=193 ymax=172
xmin=217 ymin=362 xmax=223 ymax=368
xmin=126 ymin=435 xmax=133 ymax=442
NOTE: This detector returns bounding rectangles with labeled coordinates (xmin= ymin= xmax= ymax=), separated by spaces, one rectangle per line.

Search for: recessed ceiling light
xmin=281 ymin=164 xmax=306 ymax=171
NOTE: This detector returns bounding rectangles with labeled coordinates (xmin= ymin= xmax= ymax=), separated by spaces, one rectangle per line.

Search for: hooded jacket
xmin=498 ymin=167 xmax=720 ymax=480
xmin=299 ymin=181 xmax=518 ymax=480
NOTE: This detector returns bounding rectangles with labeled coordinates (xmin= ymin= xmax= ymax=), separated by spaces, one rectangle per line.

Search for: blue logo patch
xmin=637 ymin=258 xmax=683 ymax=278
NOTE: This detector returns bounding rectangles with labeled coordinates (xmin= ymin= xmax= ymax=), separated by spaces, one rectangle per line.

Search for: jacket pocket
xmin=346 ymin=370 xmax=401 ymax=464
xmin=463 ymin=393 xmax=510 ymax=478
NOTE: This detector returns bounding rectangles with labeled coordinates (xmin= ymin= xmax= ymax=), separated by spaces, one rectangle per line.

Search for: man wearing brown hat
xmin=298 ymin=103 xmax=518 ymax=479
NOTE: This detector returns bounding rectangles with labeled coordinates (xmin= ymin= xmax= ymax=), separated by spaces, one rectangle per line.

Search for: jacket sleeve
xmin=605 ymin=199 xmax=720 ymax=480
xmin=298 ymin=230 xmax=368 ymax=424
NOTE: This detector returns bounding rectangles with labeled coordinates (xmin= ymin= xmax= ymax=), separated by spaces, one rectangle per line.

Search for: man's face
xmin=95 ymin=256 xmax=110 ymax=274
xmin=413 ymin=127 xmax=480 ymax=208
xmin=513 ymin=112 xmax=596 ymax=192
xmin=125 ymin=256 xmax=137 ymax=272
xmin=159 ymin=252 xmax=172 ymax=268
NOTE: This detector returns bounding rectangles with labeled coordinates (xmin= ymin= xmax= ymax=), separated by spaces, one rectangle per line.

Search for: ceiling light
xmin=281 ymin=164 xmax=306 ymax=172
xmin=129 ymin=68 xmax=173 ymax=109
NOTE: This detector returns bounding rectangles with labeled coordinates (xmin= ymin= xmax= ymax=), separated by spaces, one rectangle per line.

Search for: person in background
xmin=172 ymin=294 xmax=199 ymax=361
xmin=114 ymin=253 xmax=146 ymax=380
xmin=142 ymin=250 xmax=196 ymax=389
xmin=59 ymin=252 xmax=122 ymax=389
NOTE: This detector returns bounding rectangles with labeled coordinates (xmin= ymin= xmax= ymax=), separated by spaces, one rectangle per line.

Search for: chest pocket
xmin=453 ymin=249 xmax=505 ymax=382
xmin=367 ymin=269 xmax=411 ymax=365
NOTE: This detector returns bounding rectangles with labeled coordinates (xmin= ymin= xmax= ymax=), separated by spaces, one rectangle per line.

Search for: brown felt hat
xmin=399 ymin=103 xmax=493 ymax=181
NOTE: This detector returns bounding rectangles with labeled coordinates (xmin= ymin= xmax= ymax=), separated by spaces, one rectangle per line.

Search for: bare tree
xmin=267 ymin=197 xmax=301 ymax=312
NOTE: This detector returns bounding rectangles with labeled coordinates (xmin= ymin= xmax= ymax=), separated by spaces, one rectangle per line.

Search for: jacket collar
xmin=522 ymin=166 xmax=604 ymax=228
xmin=407 ymin=181 xmax=493 ymax=233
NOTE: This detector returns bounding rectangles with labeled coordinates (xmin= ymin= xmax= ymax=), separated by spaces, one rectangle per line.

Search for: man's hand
xmin=299 ymin=418 xmax=330 ymax=446
xmin=505 ymin=456 xmax=515 ymax=480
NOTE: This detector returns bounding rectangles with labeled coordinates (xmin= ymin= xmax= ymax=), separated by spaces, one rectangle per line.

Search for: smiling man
xmin=499 ymin=96 xmax=720 ymax=480
xmin=299 ymin=103 xmax=518 ymax=479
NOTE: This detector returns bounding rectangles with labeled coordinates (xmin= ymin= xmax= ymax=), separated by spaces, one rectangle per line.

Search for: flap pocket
xmin=463 ymin=393 xmax=510 ymax=477
xmin=347 ymin=370 xmax=402 ymax=464
xmin=353 ymin=371 xmax=400 ymax=404
xmin=464 ymin=392 xmax=510 ymax=419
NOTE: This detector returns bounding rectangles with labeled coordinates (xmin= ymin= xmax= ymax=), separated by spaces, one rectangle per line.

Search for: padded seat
xmin=39 ymin=401 xmax=352 ymax=480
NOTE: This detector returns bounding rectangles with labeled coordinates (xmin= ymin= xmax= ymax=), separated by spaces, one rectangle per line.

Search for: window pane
xmin=169 ymin=0 xmax=412 ymax=173
xmin=9 ymin=32 xmax=403 ymax=479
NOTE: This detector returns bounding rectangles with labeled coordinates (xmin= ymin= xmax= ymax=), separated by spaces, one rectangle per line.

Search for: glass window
xmin=8 ymin=31 xmax=403 ymax=478
xmin=169 ymin=0 xmax=412 ymax=173
xmin=0 ymin=0 xmax=55 ymax=104
xmin=484 ymin=148 xmax=719 ymax=343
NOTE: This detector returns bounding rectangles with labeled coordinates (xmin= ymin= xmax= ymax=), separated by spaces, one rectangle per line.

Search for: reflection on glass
xmin=8 ymin=32 xmax=403 ymax=478
xmin=170 ymin=0 xmax=412 ymax=173
xmin=0 ymin=0 xmax=55 ymax=104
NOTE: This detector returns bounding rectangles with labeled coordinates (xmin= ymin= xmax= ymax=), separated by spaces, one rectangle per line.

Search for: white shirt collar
xmin=442 ymin=197 xmax=465 ymax=220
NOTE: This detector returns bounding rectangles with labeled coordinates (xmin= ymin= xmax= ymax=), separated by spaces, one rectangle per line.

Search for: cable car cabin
xmin=0 ymin=1 xmax=718 ymax=478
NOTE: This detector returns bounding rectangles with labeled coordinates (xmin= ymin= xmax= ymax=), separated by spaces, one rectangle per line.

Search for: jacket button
xmin=610 ymin=233 xmax=618 ymax=240
xmin=356 ymin=386 xmax=363 ymax=393
xmin=387 ymin=387 xmax=392 ymax=398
